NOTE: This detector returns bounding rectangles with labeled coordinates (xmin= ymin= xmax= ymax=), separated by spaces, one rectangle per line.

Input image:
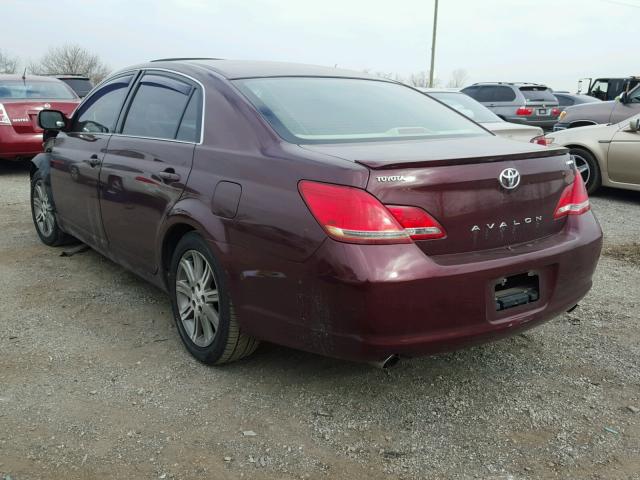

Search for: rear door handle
xmin=157 ymin=169 xmax=180 ymax=182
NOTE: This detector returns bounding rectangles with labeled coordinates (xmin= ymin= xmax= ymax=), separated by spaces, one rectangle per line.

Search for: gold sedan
xmin=545 ymin=115 xmax=640 ymax=194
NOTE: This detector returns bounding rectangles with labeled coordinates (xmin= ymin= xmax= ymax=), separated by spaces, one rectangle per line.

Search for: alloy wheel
xmin=572 ymin=154 xmax=591 ymax=186
xmin=33 ymin=180 xmax=55 ymax=238
xmin=175 ymin=250 xmax=220 ymax=347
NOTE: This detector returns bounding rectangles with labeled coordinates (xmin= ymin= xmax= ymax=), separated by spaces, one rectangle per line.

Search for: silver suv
xmin=461 ymin=82 xmax=560 ymax=130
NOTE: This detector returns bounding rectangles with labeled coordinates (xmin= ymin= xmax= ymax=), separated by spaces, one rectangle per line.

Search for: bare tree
xmin=406 ymin=71 xmax=439 ymax=88
xmin=447 ymin=69 xmax=469 ymax=88
xmin=29 ymin=44 xmax=110 ymax=84
xmin=0 ymin=49 xmax=19 ymax=74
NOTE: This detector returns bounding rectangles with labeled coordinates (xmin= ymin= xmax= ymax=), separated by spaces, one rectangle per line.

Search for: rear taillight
xmin=530 ymin=135 xmax=553 ymax=146
xmin=551 ymin=107 xmax=561 ymax=117
xmin=0 ymin=104 xmax=10 ymax=125
xmin=516 ymin=107 xmax=533 ymax=116
xmin=386 ymin=205 xmax=446 ymax=240
xmin=298 ymin=181 xmax=446 ymax=244
xmin=554 ymin=172 xmax=590 ymax=219
xmin=299 ymin=180 xmax=410 ymax=244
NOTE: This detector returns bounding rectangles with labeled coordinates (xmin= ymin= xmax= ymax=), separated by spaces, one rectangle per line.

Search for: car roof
xmin=142 ymin=58 xmax=385 ymax=81
xmin=51 ymin=74 xmax=91 ymax=80
xmin=470 ymin=82 xmax=549 ymax=88
xmin=0 ymin=74 xmax=65 ymax=83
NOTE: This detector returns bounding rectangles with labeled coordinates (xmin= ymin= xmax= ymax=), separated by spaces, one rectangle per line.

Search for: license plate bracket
xmin=494 ymin=272 xmax=539 ymax=311
xmin=538 ymin=108 xmax=548 ymax=115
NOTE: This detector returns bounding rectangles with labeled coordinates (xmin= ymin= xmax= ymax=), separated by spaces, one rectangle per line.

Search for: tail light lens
xmin=386 ymin=205 xmax=445 ymax=240
xmin=554 ymin=172 xmax=590 ymax=219
xmin=516 ymin=107 xmax=533 ymax=116
xmin=530 ymin=135 xmax=553 ymax=146
xmin=298 ymin=181 xmax=446 ymax=244
xmin=552 ymin=107 xmax=561 ymax=117
xmin=0 ymin=104 xmax=10 ymax=125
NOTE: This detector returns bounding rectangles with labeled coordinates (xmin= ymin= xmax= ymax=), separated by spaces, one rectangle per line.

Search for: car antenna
xmin=22 ymin=67 xmax=27 ymax=82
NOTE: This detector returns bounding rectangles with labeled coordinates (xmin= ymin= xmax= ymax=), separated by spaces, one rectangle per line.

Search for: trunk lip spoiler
xmin=356 ymin=147 xmax=569 ymax=170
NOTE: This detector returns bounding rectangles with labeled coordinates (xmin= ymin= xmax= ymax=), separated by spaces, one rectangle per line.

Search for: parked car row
xmin=427 ymin=80 xmax=639 ymax=196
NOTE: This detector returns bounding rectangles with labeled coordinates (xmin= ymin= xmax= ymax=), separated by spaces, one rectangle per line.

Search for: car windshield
xmin=234 ymin=77 xmax=489 ymax=144
xmin=519 ymin=86 xmax=556 ymax=102
xmin=427 ymin=92 xmax=502 ymax=123
xmin=0 ymin=80 xmax=77 ymax=100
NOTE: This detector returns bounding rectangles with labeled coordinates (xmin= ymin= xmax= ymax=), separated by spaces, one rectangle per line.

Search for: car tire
xmin=569 ymin=147 xmax=601 ymax=194
xmin=169 ymin=232 xmax=259 ymax=365
xmin=30 ymin=170 xmax=70 ymax=246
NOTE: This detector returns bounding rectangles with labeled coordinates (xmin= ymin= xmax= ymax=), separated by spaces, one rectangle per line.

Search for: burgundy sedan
xmin=31 ymin=59 xmax=602 ymax=366
xmin=0 ymin=75 xmax=79 ymax=161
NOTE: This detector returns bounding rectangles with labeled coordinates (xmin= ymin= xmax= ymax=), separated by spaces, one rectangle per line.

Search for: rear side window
xmin=519 ymin=87 xmax=557 ymax=102
xmin=176 ymin=89 xmax=202 ymax=142
xmin=471 ymin=86 xmax=494 ymax=102
xmin=61 ymin=78 xmax=93 ymax=97
xmin=555 ymin=95 xmax=574 ymax=107
xmin=493 ymin=86 xmax=516 ymax=102
xmin=71 ymin=75 xmax=133 ymax=133
xmin=122 ymin=74 xmax=196 ymax=141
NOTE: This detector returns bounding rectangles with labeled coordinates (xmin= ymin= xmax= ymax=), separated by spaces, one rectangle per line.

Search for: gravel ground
xmin=1 ymin=161 xmax=639 ymax=480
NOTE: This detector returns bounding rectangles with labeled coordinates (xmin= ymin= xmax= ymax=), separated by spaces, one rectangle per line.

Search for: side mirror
xmin=618 ymin=92 xmax=629 ymax=104
xmin=38 ymin=110 xmax=67 ymax=130
xmin=628 ymin=118 xmax=640 ymax=132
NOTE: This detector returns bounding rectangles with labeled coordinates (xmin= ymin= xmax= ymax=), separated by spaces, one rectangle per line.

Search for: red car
xmin=32 ymin=60 xmax=602 ymax=367
xmin=0 ymin=74 xmax=79 ymax=161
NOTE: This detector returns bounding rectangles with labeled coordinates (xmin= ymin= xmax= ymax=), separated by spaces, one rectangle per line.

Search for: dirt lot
xmin=1 ymin=161 xmax=639 ymax=480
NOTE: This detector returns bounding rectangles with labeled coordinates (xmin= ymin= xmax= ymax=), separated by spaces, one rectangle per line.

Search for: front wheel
xmin=169 ymin=232 xmax=259 ymax=365
xmin=30 ymin=171 xmax=69 ymax=246
xmin=569 ymin=147 xmax=601 ymax=194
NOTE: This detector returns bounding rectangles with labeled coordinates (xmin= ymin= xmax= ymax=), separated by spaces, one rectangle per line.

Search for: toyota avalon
xmin=30 ymin=59 xmax=602 ymax=366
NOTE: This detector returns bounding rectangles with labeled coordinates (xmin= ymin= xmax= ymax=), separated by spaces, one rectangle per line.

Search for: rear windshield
xmin=519 ymin=87 xmax=556 ymax=102
xmin=0 ymin=80 xmax=77 ymax=100
xmin=428 ymin=91 xmax=502 ymax=123
xmin=234 ymin=77 xmax=489 ymax=144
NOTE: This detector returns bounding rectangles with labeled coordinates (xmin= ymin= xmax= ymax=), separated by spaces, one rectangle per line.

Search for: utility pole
xmin=428 ymin=0 xmax=439 ymax=88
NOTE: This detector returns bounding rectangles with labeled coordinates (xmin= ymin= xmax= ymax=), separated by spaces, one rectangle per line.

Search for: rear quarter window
xmin=555 ymin=95 xmax=574 ymax=106
xmin=493 ymin=86 xmax=516 ymax=102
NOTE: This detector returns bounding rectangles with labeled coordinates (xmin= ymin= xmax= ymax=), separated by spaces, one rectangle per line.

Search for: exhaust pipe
xmin=369 ymin=354 xmax=400 ymax=369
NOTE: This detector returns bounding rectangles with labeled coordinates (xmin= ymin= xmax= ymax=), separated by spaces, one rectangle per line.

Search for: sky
xmin=3 ymin=0 xmax=637 ymax=91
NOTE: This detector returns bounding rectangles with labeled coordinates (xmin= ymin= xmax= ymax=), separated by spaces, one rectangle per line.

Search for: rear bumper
xmin=236 ymin=212 xmax=602 ymax=362
xmin=0 ymin=126 xmax=42 ymax=160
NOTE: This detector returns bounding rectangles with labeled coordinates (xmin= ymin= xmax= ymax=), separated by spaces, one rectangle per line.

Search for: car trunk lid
xmin=1 ymin=99 xmax=79 ymax=133
xmin=301 ymin=136 xmax=572 ymax=256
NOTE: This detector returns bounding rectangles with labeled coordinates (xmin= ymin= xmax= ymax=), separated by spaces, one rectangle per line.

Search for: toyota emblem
xmin=499 ymin=168 xmax=521 ymax=190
